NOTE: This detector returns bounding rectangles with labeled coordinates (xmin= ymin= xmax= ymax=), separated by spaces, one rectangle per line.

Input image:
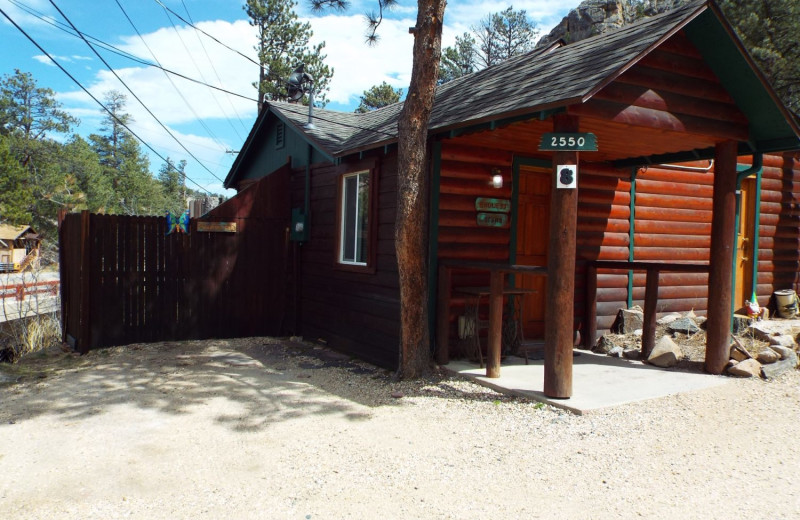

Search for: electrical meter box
xmin=290 ymin=208 xmax=309 ymax=242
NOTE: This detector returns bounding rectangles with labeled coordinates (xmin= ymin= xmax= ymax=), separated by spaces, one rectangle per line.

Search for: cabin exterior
xmin=0 ymin=224 xmax=40 ymax=273
xmin=221 ymin=0 xmax=800 ymax=385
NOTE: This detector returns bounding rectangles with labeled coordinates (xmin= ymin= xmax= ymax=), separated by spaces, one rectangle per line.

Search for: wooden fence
xmin=60 ymin=210 xmax=289 ymax=353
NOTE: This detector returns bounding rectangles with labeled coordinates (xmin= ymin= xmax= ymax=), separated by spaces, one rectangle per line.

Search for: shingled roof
xmin=271 ymin=0 xmax=708 ymax=156
xmin=229 ymin=0 xmax=797 ymax=175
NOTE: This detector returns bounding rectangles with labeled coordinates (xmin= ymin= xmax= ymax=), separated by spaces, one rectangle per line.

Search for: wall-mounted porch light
xmin=491 ymin=168 xmax=503 ymax=189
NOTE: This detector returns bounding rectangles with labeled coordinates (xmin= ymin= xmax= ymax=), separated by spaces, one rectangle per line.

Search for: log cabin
xmin=218 ymin=0 xmax=800 ymax=396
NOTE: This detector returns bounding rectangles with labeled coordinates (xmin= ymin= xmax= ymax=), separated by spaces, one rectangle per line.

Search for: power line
xmin=177 ymin=0 xmax=250 ymax=135
xmin=152 ymin=0 xmax=261 ymax=68
xmin=47 ymin=0 xmax=226 ymax=185
xmin=0 ymin=6 xmax=213 ymax=195
xmin=114 ymin=0 xmax=231 ymax=151
xmin=6 ymin=0 xmax=258 ymax=103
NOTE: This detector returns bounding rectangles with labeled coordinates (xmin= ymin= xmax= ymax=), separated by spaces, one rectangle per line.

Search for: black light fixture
xmin=287 ymin=63 xmax=315 ymax=129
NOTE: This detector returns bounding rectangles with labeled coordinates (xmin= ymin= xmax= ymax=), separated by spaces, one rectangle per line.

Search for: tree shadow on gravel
xmin=0 ymin=337 xmax=520 ymax=433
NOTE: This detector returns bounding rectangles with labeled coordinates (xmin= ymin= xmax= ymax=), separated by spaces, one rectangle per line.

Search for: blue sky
xmin=0 ymin=0 xmax=573 ymax=196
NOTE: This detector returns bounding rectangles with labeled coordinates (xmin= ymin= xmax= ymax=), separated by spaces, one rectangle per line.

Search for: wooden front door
xmin=515 ymin=166 xmax=551 ymax=339
xmin=734 ymin=177 xmax=756 ymax=310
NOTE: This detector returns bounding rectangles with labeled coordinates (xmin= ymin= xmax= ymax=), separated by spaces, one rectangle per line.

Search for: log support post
xmin=705 ymin=140 xmax=738 ymax=374
xmin=584 ymin=263 xmax=597 ymax=350
xmin=486 ymin=270 xmax=505 ymax=378
xmin=544 ymin=114 xmax=580 ymax=398
xmin=642 ymin=268 xmax=659 ymax=359
xmin=435 ymin=263 xmax=451 ymax=365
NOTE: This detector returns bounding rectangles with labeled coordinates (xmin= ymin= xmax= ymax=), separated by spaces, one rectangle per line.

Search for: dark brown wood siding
xmin=293 ymin=150 xmax=401 ymax=369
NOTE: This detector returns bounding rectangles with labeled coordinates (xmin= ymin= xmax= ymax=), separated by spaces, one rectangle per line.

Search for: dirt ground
xmin=1 ymin=337 xmax=799 ymax=519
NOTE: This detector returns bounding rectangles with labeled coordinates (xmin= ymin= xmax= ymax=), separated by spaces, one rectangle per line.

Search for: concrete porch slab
xmin=444 ymin=350 xmax=729 ymax=415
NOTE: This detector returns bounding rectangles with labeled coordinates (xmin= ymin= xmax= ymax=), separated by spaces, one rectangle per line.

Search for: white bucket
xmin=774 ymin=289 xmax=798 ymax=318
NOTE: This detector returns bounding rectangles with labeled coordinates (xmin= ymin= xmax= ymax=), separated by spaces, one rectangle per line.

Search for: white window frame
xmin=338 ymin=170 xmax=370 ymax=266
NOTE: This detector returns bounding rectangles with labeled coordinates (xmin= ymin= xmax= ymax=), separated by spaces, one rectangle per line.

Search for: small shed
xmin=0 ymin=224 xmax=40 ymax=272
xmin=223 ymin=0 xmax=800 ymax=395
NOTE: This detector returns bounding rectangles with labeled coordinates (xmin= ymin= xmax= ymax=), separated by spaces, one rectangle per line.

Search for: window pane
xmin=356 ymin=174 xmax=369 ymax=263
xmin=342 ymin=175 xmax=357 ymax=262
xmin=340 ymin=172 xmax=370 ymax=265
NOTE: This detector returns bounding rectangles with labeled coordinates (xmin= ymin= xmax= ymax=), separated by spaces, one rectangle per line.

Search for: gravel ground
xmin=1 ymin=337 xmax=799 ymax=519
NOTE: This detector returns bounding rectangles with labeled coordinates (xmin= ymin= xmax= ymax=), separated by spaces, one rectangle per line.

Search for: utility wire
xmin=47 ymin=0 xmax=226 ymax=185
xmin=151 ymin=2 xmax=241 ymax=144
xmin=6 ymin=0 xmax=258 ymax=103
xmin=114 ymin=0 xmax=230 ymax=151
xmin=152 ymin=0 xmax=261 ymax=68
xmin=178 ymin=0 xmax=249 ymax=135
xmin=0 ymin=6 xmax=213 ymax=195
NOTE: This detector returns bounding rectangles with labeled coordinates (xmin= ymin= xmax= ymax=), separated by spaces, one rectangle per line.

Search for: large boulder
xmin=667 ymin=317 xmax=701 ymax=335
xmin=612 ymin=307 xmax=644 ymax=334
xmin=757 ymin=349 xmax=780 ymax=364
xmin=647 ymin=336 xmax=683 ymax=368
xmin=761 ymin=351 xmax=799 ymax=380
xmin=727 ymin=358 xmax=762 ymax=378
xmin=768 ymin=345 xmax=794 ymax=360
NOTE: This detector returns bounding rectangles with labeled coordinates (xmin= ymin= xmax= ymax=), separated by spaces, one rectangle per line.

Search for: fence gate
xmin=59 ymin=173 xmax=291 ymax=352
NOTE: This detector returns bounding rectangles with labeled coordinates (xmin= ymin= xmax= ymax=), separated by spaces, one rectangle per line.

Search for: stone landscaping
xmin=593 ymin=306 xmax=800 ymax=379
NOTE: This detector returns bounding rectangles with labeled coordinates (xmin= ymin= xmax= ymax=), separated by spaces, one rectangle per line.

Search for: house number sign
xmin=539 ymin=132 xmax=597 ymax=151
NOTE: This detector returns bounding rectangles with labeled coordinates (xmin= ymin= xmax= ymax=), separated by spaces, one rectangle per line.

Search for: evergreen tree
xmin=245 ymin=0 xmax=333 ymax=111
xmin=0 ymin=135 xmax=33 ymax=225
xmin=89 ymin=91 xmax=160 ymax=215
xmin=473 ymin=7 xmax=538 ymax=68
xmin=61 ymin=135 xmax=111 ymax=213
xmin=718 ymin=0 xmax=800 ymax=112
xmin=158 ymin=158 xmax=187 ymax=215
xmin=355 ymin=81 xmax=403 ymax=113
xmin=439 ymin=33 xmax=477 ymax=84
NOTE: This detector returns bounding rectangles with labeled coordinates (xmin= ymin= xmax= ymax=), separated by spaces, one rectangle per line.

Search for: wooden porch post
xmin=544 ymin=114 xmax=579 ymax=398
xmin=705 ymin=140 xmax=738 ymax=374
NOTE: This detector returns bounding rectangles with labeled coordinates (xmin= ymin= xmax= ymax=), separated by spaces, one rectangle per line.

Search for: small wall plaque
xmin=197 ymin=221 xmax=237 ymax=233
xmin=475 ymin=197 xmax=511 ymax=213
xmin=477 ymin=213 xmax=508 ymax=228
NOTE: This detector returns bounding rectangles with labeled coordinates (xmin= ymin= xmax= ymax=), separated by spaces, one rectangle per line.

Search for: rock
xmin=726 ymin=359 xmax=739 ymax=369
xmin=391 ymin=391 xmax=404 ymax=399
xmin=633 ymin=329 xmax=643 ymax=337
xmin=767 ymin=335 xmax=796 ymax=349
xmin=623 ymin=348 xmax=641 ymax=360
xmin=657 ymin=312 xmax=681 ymax=325
xmin=727 ymin=358 xmax=762 ymax=378
xmin=593 ymin=334 xmax=620 ymax=354
xmin=768 ymin=344 xmax=794 ymax=360
xmin=729 ymin=341 xmax=752 ymax=362
xmin=608 ymin=346 xmax=624 ymax=358
xmin=761 ymin=351 xmax=799 ymax=379
xmin=614 ymin=308 xmax=643 ymax=334
xmin=667 ymin=317 xmax=701 ymax=335
xmin=757 ymin=349 xmax=780 ymax=364
xmin=647 ymin=336 xmax=683 ymax=368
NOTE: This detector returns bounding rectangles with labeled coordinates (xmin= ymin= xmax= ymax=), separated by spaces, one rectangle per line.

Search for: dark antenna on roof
xmin=287 ymin=63 xmax=315 ymax=129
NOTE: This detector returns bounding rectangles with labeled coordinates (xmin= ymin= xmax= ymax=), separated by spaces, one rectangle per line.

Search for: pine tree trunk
xmin=395 ymin=0 xmax=446 ymax=379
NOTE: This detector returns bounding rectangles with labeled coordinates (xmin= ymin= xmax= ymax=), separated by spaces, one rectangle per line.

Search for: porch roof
xmin=227 ymin=0 xmax=799 ymax=186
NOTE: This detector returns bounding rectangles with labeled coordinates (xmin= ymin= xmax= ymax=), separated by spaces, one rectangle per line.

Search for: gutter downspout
xmin=730 ymin=153 xmax=763 ymax=319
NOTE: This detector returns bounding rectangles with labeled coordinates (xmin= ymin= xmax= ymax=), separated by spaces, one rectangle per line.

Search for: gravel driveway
xmin=1 ymin=337 xmax=798 ymax=519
